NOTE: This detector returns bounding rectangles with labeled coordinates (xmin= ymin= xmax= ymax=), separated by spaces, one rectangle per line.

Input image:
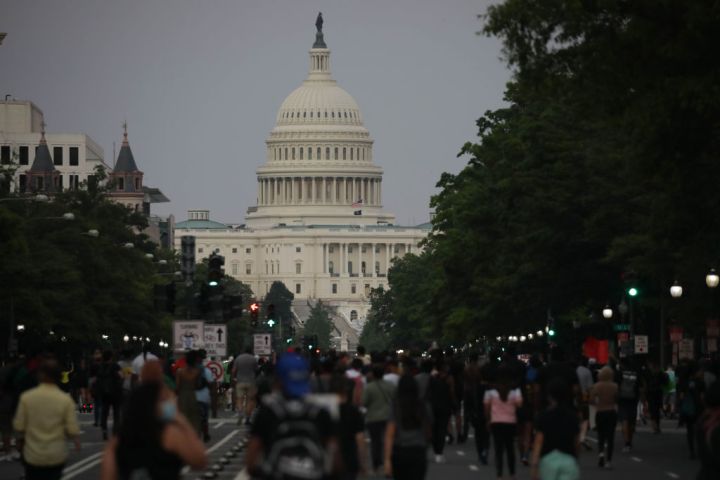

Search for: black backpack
xmin=261 ymin=396 xmax=328 ymax=480
xmin=98 ymin=363 xmax=121 ymax=397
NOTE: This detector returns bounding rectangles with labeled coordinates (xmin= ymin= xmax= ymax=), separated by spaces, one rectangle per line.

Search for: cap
xmin=276 ymin=353 xmax=310 ymax=398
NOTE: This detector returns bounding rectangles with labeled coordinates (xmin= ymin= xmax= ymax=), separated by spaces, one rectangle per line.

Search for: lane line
xmin=234 ymin=468 xmax=250 ymax=480
xmin=666 ymin=473 xmax=679 ymax=479
xmin=631 ymin=456 xmax=642 ymax=462
xmin=213 ymin=421 xmax=227 ymax=429
xmin=457 ymin=450 xmax=465 ymax=456
xmin=62 ymin=457 xmax=103 ymax=480
xmin=469 ymin=464 xmax=479 ymax=471
xmin=181 ymin=429 xmax=240 ymax=475
xmin=62 ymin=451 xmax=103 ymax=474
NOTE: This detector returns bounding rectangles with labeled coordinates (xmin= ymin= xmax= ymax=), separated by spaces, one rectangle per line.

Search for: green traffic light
xmin=628 ymin=287 xmax=638 ymax=297
xmin=267 ymin=319 xmax=276 ymax=328
xmin=208 ymin=280 xmax=218 ymax=287
xmin=548 ymin=329 xmax=556 ymax=336
xmin=286 ymin=338 xmax=292 ymax=344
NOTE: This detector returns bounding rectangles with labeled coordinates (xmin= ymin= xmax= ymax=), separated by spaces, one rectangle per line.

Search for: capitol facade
xmin=174 ymin=17 xmax=429 ymax=346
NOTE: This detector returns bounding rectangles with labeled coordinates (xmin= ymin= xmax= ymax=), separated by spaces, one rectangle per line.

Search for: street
xmin=0 ymin=414 xmax=701 ymax=480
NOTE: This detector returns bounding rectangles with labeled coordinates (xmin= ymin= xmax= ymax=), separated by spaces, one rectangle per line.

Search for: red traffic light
xmin=250 ymin=302 xmax=260 ymax=313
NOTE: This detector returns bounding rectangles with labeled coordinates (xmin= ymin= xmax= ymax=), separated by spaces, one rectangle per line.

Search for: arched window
xmin=361 ymin=261 xmax=366 ymax=274
xmin=344 ymin=111 xmax=347 ymax=118
xmin=324 ymin=111 xmax=328 ymax=118
xmin=303 ymin=111 xmax=306 ymax=118
xmin=326 ymin=147 xmax=330 ymax=159
xmin=292 ymin=148 xmax=295 ymax=160
xmin=350 ymin=310 xmax=358 ymax=321
xmin=375 ymin=261 xmax=380 ymax=273
xmin=308 ymin=148 xmax=312 ymax=160
xmin=334 ymin=147 xmax=338 ymax=160
xmin=285 ymin=148 xmax=288 ymax=160
xmin=343 ymin=148 xmax=346 ymax=160
xmin=291 ymin=112 xmax=294 ymax=118
xmin=350 ymin=148 xmax=353 ymax=161
xmin=299 ymin=147 xmax=303 ymax=160
xmin=362 ymin=148 xmax=365 ymax=161
xmin=317 ymin=147 xmax=321 ymax=159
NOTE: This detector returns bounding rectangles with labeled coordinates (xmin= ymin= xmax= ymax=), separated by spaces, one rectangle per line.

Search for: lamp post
xmin=603 ymin=305 xmax=613 ymax=319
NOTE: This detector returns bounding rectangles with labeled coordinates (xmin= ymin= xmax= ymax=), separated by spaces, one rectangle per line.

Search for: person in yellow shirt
xmin=13 ymin=357 xmax=81 ymax=480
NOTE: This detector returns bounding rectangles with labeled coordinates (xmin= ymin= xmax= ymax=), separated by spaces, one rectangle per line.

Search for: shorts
xmin=235 ymin=383 xmax=256 ymax=400
xmin=618 ymin=399 xmax=638 ymax=424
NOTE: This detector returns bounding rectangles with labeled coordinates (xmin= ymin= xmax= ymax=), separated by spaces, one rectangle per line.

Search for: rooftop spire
xmin=40 ymin=121 xmax=47 ymax=144
xmin=122 ymin=120 xmax=129 ymax=146
xmin=313 ymin=12 xmax=326 ymax=48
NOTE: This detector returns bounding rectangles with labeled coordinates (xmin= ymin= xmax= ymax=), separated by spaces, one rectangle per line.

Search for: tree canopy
xmin=368 ymin=0 xmax=720 ymax=349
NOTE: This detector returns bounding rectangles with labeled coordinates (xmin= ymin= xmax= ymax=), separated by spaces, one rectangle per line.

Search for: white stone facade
xmin=175 ymin=29 xmax=429 ymax=332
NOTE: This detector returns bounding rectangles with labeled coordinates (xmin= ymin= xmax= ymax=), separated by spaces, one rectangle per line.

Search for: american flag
xmin=351 ymin=198 xmax=363 ymax=208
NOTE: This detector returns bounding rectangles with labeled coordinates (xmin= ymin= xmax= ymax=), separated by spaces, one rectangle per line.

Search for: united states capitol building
xmin=175 ymin=16 xmax=429 ymax=348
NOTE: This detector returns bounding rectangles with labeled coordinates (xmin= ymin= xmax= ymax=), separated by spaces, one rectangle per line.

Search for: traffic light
xmin=180 ymin=236 xmax=196 ymax=283
xmin=250 ymin=302 xmax=260 ymax=328
xmin=208 ymin=253 xmax=224 ymax=287
xmin=266 ymin=304 xmax=276 ymax=328
xmin=627 ymin=287 xmax=638 ymax=297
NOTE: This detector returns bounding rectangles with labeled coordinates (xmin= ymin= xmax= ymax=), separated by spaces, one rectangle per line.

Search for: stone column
xmin=322 ymin=177 xmax=326 ymax=203
xmin=371 ymin=243 xmax=376 ymax=277
xmin=341 ymin=243 xmax=346 ymax=274
xmin=386 ymin=243 xmax=391 ymax=272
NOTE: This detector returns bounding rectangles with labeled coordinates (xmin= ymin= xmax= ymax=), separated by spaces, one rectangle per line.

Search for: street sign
xmin=617 ymin=332 xmax=629 ymax=343
xmin=173 ymin=320 xmax=204 ymax=351
xmin=613 ymin=323 xmax=630 ymax=332
xmin=634 ymin=335 xmax=648 ymax=354
xmin=254 ymin=333 xmax=272 ymax=356
xmin=205 ymin=360 xmax=224 ymax=381
xmin=669 ymin=326 xmax=683 ymax=343
xmin=678 ymin=338 xmax=694 ymax=360
xmin=204 ymin=324 xmax=227 ymax=357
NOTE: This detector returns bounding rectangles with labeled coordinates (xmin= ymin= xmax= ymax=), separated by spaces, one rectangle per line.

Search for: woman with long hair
xmin=100 ymin=382 xmax=207 ymax=479
xmin=484 ymin=365 xmax=522 ymax=479
xmin=383 ymin=374 xmax=431 ymax=480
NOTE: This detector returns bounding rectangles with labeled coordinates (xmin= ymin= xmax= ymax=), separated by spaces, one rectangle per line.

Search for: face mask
xmin=161 ymin=400 xmax=176 ymax=422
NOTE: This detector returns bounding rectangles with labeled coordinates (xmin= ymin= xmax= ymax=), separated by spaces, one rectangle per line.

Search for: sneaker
xmin=435 ymin=454 xmax=445 ymax=464
xmin=598 ymin=454 xmax=605 ymax=468
xmin=446 ymin=433 xmax=454 ymax=445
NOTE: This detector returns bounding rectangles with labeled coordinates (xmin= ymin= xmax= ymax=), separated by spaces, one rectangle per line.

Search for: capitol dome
xmin=245 ymin=15 xmax=395 ymax=228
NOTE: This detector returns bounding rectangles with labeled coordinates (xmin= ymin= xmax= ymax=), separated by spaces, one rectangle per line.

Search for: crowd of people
xmin=1 ymin=343 xmax=720 ymax=480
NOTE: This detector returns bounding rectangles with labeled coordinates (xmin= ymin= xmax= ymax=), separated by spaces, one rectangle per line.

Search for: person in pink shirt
xmin=484 ymin=367 xmax=523 ymax=479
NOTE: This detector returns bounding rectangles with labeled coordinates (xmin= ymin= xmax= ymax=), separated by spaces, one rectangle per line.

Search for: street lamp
xmin=706 ymin=269 xmax=719 ymax=288
xmin=123 ymin=334 xmax=129 ymax=342
xmin=602 ymin=305 xmax=613 ymax=319
xmin=16 ymin=324 xmax=25 ymax=332
xmin=670 ymin=281 xmax=683 ymax=298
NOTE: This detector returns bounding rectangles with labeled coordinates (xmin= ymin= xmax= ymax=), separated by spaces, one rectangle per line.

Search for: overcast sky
xmin=1 ymin=0 xmax=510 ymax=225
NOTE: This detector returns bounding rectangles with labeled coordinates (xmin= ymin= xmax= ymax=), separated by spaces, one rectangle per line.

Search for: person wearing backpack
xmin=678 ymin=361 xmax=705 ymax=459
xmin=616 ymin=359 xmax=640 ymax=452
xmin=246 ymin=353 xmax=337 ymax=480
xmin=97 ymin=350 xmax=124 ymax=441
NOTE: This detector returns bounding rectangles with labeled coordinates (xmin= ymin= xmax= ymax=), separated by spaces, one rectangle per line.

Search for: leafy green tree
xmin=359 ymin=288 xmax=391 ymax=352
xmin=263 ymin=281 xmax=294 ymax=333
xmin=302 ymin=300 xmax=334 ymax=351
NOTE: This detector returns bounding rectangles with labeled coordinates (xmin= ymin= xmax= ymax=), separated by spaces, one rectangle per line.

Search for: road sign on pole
xmin=634 ymin=335 xmax=648 ymax=354
xmin=173 ymin=320 xmax=204 ymax=351
xmin=205 ymin=360 xmax=224 ymax=381
xmin=254 ymin=333 xmax=272 ymax=356
xmin=203 ymin=324 xmax=227 ymax=357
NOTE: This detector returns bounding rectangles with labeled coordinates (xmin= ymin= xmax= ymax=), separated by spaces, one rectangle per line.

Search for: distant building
xmin=0 ymin=100 xmax=173 ymax=248
xmin=175 ymin=17 xmax=430 ymax=348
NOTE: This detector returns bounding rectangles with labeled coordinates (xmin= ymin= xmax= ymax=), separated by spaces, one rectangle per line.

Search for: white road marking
xmin=469 ymin=464 xmax=479 ymax=471
xmin=61 ymin=454 xmax=105 ymax=480
xmin=181 ymin=429 xmax=240 ymax=475
xmin=631 ymin=456 xmax=642 ymax=462
xmin=62 ymin=452 xmax=103 ymax=475
xmin=666 ymin=473 xmax=679 ymax=479
xmin=585 ymin=436 xmax=597 ymax=443
xmin=213 ymin=421 xmax=227 ymax=429
xmin=234 ymin=468 xmax=250 ymax=480
xmin=457 ymin=450 xmax=465 ymax=456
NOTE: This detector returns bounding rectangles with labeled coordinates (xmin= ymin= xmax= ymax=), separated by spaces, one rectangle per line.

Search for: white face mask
xmin=160 ymin=400 xmax=176 ymax=422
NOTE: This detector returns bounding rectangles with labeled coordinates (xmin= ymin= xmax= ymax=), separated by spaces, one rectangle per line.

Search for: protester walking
xmin=616 ymin=359 xmax=641 ymax=452
xmin=696 ymin=380 xmax=720 ymax=480
xmin=231 ymin=347 xmax=257 ymax=425
xmin=484 ymin=366 xmax=523 ymax=479
xmin=463 ymin=354 xmax=489 ymax=465
xmin=12 ymin=357 xmax=81 ymax=480
xmin=175 ymin=350 xmax=203 ymax=435
xmin=428 ymin=360 xmax=455 ymax=464
xmin=362 ymin=364 xmax=396 ymax=474
xmin=530 ymin=378 xmax=580 ymax=480
xmin=678 ymin=361 xmax=705 ymax=458
xmin=590 ymin=366 xmax=619 ymax=468
xmin=383 ymin=374 xmax=432 ymax=480
xmin=645 ymin=361 xmax=667 ymax=434
xmin=97 ymin=350 xmax=123 ymax=440
xmin=331 ymin=374 xmax=366 ymax=480
xmin=576 ymin=356 xmax=594 ymax=450
xmin=100 ymin=382 xmax=207 ymax=479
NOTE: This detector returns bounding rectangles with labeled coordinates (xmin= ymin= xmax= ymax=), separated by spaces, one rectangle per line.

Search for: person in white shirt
xmin=131 ymin=346 xmax=158 ymax=386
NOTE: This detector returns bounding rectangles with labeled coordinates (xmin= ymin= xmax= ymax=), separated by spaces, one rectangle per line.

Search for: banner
xmin=173 ymin=321 xmax=204 ymax=351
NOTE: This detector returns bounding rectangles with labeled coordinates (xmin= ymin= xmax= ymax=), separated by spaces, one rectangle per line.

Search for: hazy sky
xmin=1 ymin=0 xmax=510 ymax=225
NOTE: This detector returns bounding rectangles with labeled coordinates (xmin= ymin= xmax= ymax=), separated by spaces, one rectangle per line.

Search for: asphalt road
xmin=0 ymin=414 xmax=703 ymax=479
